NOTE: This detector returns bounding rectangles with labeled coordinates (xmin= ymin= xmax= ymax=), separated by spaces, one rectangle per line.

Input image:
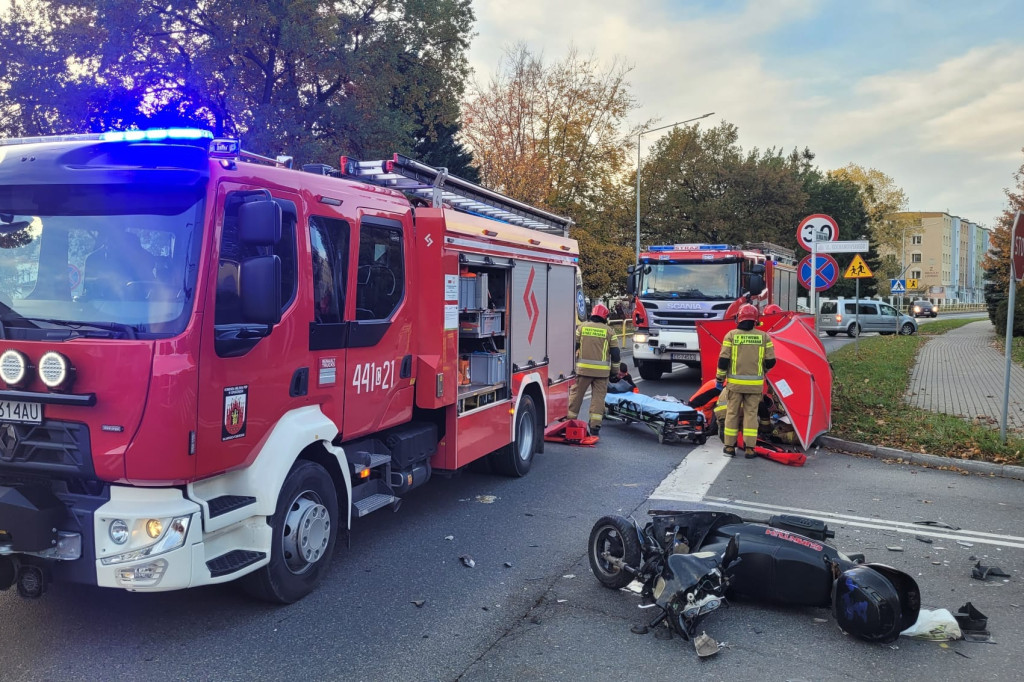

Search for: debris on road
xmin=899 ymin=608 xmax=961 ymax=640
xmin=631 ymin=625 xmax=649 ymax=635
xmin=694 ymin=632 xmax=721 ymax=658
xmin=914 ymin=520 xmax=961 ymax=530
xmin=563 ymin=574 xmax=575 ymax=579
xmin=411 ymin=600 xmax=425 ymax=608
xmin=915 ymin=536 xmax=934 ymax=544
xmin=956 ymin=540 xmax=974 ymax=548
xmin=886 ymin=546 xmax=904 ymax=552
xmin=954 ymin=602 xmax=991 ymax=642
xmin=460 ymin=555 xmax=476 ymax=568
xmin=444 ymin=535 xmax=454 ymax=541
xmin=504 ymin=562 xmax=513 ymax=568
xmin=972 ymin=561 xmax=1011 ymax=581
xmin=476 ymin=495 xmax=497 ymax=504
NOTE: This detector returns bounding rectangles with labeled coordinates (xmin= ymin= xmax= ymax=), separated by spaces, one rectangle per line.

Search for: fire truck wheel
xmin=490 ymin=394 xmax=538 ymax=477
xmin=241 ymin=460 xmax=339 ymax=604
xmin=637 ymin=362 xmax=663 ymax=381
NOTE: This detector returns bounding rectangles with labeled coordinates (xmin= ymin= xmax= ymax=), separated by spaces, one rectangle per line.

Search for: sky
xmin=469 ymin=0 xmax=1024 ymax=229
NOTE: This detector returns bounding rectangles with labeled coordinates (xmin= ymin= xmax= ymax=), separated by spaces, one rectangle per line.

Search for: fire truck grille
xmin=0 ymin=421 xmax=94 ymax=479
xmin=651 ymin=311 xmax=718 ymax=328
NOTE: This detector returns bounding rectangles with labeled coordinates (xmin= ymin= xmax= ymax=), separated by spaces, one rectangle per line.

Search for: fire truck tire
xmin=241 ymin=460 xmax=339 ymax=604
xmin=490 ymin=394 xmax=538 ymax=477
xmin=637 ymin=362 xmax=663 ymax=381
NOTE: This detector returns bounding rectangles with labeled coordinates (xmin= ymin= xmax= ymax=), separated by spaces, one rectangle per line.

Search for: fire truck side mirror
xmin=238 ymin=200 xmax=282 ymax=246
xmin=626 ymin=272 xmax=636 ymax=295
xmin=746 ymin=273 xmax=766 ymax=297
xmin=240 ymin=255 xmax=282 ymax=326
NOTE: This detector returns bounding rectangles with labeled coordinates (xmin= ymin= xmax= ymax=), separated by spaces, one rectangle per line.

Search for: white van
xmin=818 ymin=298 xmax=917 ymax=337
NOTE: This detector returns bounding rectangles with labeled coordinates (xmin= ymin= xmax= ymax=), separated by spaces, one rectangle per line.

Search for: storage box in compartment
xmin=469 ymin=352 xmax=506 ymax=385
xmin=459 ymin=310 xmax=503 ymax=337
xmin=459 ymin=274 xmax=488 ymax=310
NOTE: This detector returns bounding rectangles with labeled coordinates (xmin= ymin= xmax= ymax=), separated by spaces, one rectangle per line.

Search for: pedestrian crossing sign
xmin=843 ymin=254 xmax=873 ymax=279
xmin=890 ymin=279 xmax=906 ymax=293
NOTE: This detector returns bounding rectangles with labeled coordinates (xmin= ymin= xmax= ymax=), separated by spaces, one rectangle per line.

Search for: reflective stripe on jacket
xmin=575 ymin=321 xmax=618 ymax=377
xmin=718 ymin=329 xmax=774 ymax=394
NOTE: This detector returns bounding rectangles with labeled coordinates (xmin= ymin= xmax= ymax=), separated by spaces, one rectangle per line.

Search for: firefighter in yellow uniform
xmin=568 ymin=303 xmax=620 ymax=435
xmin=716 ymin=304 xmax=775 ymax=458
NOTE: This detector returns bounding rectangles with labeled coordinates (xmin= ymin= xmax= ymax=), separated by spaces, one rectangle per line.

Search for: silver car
xmin=818 ymin=299 xmax=917 ymax=337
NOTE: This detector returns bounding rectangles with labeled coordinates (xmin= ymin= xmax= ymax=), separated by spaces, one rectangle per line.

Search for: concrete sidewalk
xmin=905 ymin=319 xmax=1024 ymax=432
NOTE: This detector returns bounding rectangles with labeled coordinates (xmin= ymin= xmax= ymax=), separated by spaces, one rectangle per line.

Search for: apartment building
xmin=885 ymin=212 xmax=991 ymax=304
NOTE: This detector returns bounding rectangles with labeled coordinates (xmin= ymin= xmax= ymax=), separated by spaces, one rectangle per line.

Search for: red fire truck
xmin=0 ymin=129 xmax=583 ymax=602
xmin=627 ymin=242 xmax=797 ymax=380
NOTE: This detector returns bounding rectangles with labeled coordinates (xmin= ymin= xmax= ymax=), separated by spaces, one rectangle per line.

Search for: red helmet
xmin=737 ymin=304 xmax=759 ymax=322
xmin=591 ymin=303 xmax=610 ymax=321
xmin=763 ymin=304 xmax=783 ymax=315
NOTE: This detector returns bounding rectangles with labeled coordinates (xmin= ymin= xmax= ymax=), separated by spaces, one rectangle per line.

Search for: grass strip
xmin=829 ymin=324 xmax=1024 ymax=465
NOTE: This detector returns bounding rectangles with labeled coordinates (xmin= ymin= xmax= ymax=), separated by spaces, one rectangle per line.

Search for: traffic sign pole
xmin=1002 ymin=259 xmax=1017 ymax=445
xmin=855 ymin=277 xmax=860 ymax=354
xmin=812 ymin=235 xmax=818 ymax=337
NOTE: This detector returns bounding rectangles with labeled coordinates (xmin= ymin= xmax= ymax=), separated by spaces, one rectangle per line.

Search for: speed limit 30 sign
xmin=797 ymin=214 xmax=839 ymax=252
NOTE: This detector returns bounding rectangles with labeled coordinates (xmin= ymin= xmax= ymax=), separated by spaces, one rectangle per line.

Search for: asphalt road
xmin=3 ymin=318 xmax=1017 ymax=681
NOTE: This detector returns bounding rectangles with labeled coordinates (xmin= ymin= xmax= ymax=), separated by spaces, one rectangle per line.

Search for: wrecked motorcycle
xmin=588 ymin=510 xmax=921 ymax=651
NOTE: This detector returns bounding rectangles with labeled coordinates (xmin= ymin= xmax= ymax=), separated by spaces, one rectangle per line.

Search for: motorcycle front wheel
xmin=588 ymin=515 xmax=642 ymax=589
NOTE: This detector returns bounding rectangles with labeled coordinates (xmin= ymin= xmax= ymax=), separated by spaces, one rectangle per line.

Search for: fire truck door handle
xmin=290 ymin=368 xmax=309 ymax=397
xmin=400 ymin=354 xmax=412 ymax=379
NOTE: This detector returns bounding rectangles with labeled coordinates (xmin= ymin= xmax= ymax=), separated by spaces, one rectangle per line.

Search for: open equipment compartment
xmin=457 ymin=262 xmax=510 ymax=412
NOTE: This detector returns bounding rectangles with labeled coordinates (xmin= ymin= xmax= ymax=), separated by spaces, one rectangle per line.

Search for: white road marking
xmin=650 ymin=495 xmax=1024 ymax=550
xmin=649 ymin=442 xmax=731 ymax=503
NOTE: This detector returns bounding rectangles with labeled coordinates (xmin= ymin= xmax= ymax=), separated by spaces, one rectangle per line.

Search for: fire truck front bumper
xmin=0 ymin=482 xmax=207 ymax=596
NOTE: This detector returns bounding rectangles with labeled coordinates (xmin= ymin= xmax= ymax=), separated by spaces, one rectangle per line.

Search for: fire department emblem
xmin=222 ymin=385 xmax=248 ymax=441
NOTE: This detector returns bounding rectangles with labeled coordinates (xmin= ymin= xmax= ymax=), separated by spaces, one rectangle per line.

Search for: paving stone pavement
xmin=906 ymin=319 xmax=1024 ymax=432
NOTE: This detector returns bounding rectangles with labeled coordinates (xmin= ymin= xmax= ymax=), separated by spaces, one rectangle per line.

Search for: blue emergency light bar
xmin=647 ymin=244 xmax=730 ymax=252
xmin=0 ymin=128 xmax=213 ymax=147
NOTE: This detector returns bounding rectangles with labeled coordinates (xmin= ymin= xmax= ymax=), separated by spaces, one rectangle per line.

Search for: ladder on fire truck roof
xmin=334 ymin=154 xmax=573 ymax=237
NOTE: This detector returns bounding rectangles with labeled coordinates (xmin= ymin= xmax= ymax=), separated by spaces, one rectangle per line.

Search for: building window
xmin=911 ymin=253 xmax=922 ymax=263
xmin=911 ymin=235 xmax=922 ymax=245
xmin=911 ymin=270 xmax=921 ymax=279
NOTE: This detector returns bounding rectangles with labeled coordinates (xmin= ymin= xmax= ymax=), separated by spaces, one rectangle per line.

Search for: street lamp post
xmin=635 ymin=112 xmax=715 ymax=263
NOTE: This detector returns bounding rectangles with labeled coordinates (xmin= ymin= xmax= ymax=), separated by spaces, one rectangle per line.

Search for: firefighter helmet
xmin=763 ymin=304 xmax=783 ymax=315
xmin=737 ymin=304 xmax=759 ymax=322
xmin=591 ymin=303 xmax=610 ymax=321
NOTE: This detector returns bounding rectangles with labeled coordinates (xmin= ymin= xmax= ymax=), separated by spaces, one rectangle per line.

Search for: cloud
xmin=469 ymin=0 xmax=1023 ymax=225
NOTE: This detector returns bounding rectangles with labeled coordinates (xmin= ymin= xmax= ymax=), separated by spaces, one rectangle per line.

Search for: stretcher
xmin=603 ymin=392 xmax=708 ymax=445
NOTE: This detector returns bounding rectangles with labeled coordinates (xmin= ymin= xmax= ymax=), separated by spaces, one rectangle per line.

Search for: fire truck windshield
xmin=0 ymin=187 xmax=204 ymax=339
xmin=639 ymin=262 xmax=740 ymax=300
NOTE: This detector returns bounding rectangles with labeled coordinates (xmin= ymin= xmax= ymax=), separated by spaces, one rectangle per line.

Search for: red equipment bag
xmin=753 ymin=441 xmax=807 ymax=467
xmin=544 ymin=419 xmax=599 ymax=447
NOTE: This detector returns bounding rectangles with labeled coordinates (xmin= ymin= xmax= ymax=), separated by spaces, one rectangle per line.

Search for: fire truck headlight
xmin=109 ymin=519 xmax=130 ymax=545
xmin=146 ymin=519 xmax=163 ymax=539
xmin=0 ymin=349 xmax=32 ymax=388
xmin=633 ymin=333 xmax=648 ymax=343
xmin=38 ymin=351 xmax=75 ymax=391
xmin=102 ymin=515 xmax=192 ymax=565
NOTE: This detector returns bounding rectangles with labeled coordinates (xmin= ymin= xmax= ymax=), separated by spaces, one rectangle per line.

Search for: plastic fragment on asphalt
xmin=955 ymin=651 xmax=971 ymax=659
xmin=504 ymin=562 xmax=513 ymax=568
xmin=445 ymin=535 xmax=454 ymax=541
xmin=957 ymin=540 xmax=974 ymax=548
xmin=562 ymin=574 xmax=575 ymax=579
xmin=972 ymin=561 xmax=1011 ymax=581
xmin=694 ymin=632 xmax=721 ymax=658
xmin=886 ymin=546 xmax=904 ymax=552
xmin=631 ymin=625 xmax=650 ymax=635
xmin=915 ymin=536 xmax=934 ymax=544
xmin=914 ymin=520 xmax=961 ymax=530
xmin=556 ymin=599 xmax=568 ymax=603
xmin=813 ymin=618 xmax=828 ymax=623
xmin=412 ymin=600 xmax=425 ymax=608
xmin=460 ymin=554 xmax=476 ymax=568
xmin=476 ymin=494 xmax=497 ymax=504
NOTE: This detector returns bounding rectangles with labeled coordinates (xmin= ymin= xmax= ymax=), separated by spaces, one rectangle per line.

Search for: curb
xmin=818 ymin=435 xmax=1024 ymax=482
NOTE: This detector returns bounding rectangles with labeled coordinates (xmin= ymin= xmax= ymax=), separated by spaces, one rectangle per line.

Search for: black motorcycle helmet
xmin=832 ymin=563 xmax=921 ymax=643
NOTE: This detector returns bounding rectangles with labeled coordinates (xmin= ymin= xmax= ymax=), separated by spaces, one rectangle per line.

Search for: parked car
xmin=818 ymin=298 xmax=918 ymax=337
xmin=911 ymin=299 xmax=939 ymax=317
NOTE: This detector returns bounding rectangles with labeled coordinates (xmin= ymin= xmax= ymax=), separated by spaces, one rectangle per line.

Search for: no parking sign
xmin=798 ymin=254 xmax=838 ymax=291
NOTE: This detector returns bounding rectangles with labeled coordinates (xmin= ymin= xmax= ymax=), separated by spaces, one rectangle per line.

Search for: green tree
xmin=0 ymin=0 xmax=475 ymax=165
xmin=983 ymin=148 xmax=1024 ymax=329
xmin=461 ymin=43 xmax=640 ymax=299
xmin=638 ymin=122 xmax=809 ymax=249
xmin=829 ymin=163 xmax=912 ymax=254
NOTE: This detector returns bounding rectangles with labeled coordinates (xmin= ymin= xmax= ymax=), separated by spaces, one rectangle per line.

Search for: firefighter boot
xmin=722 ymin=446 xmax=735 ymax=457
xmin=745 ymin=447 xmax=756 ymax=459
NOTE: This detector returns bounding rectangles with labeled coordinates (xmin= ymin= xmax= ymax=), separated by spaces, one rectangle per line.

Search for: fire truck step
xmin=353 ymin=493 xmax=397 ymax=518
xmin=207 ymin=495 xmax=257 ymax=518
xmin=206 ymin=549 xmax=267 ymax=578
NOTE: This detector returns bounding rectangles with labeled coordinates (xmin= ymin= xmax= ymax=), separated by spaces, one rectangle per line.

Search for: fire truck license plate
xmin=670 ymin=352 xmax=699 ymax=362
xmin=0 ymin=400 xmax=41 ymax=424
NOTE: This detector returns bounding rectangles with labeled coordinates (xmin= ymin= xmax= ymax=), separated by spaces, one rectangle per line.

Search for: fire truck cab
xmin=0 ymin=130 xmax=582 ymax=602
xmin=627 ymin=242 xmax=796 ymax=380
